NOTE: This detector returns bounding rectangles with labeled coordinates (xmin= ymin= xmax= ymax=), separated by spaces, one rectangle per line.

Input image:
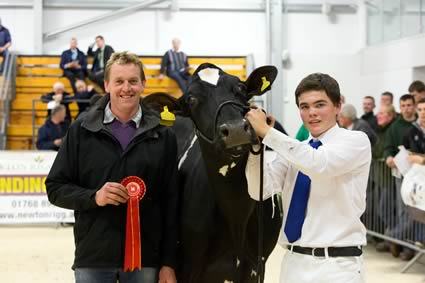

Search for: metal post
xmin=34 ymin=0 xmax=43 ymax=53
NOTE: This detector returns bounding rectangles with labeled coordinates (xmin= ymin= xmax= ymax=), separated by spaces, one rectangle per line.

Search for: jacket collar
xmin=82 ymin=93 xmax=161 ymax=136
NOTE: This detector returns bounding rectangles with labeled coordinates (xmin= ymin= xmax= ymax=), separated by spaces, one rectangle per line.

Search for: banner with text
xmin=0 ymin=151 xmax=74 ymax=223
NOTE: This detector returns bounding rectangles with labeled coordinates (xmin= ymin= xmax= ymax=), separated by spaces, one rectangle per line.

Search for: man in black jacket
xmin=46 ymin=52 xmax=178 ymax=283
xmin=36 ymin=104 xmax=69 ymax=151
xmin=87 ymin=35 xmax=114 ymax=92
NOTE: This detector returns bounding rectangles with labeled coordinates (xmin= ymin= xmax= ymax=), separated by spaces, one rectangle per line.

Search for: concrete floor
xmin=0 ymin=226 xmax=424 ymax=283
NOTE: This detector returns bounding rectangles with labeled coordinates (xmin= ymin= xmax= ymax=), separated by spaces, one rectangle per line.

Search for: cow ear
xmin=244 ymin=65 xmax=278 ymax=100
xmin=143 ymin=92 xmax=187 ymax=126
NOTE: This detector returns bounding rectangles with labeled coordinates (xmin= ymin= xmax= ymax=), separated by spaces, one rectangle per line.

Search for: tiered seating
xmin=7 ymin=55 xmax=247 ymax=150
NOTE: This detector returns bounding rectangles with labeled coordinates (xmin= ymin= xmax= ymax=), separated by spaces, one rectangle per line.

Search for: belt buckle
xmin=312 ymin=248 xmax=317 ymax=257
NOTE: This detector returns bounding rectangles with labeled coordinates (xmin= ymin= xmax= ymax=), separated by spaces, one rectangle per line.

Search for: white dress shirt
xmin=245 ymin=124 xmax=371 ymax=248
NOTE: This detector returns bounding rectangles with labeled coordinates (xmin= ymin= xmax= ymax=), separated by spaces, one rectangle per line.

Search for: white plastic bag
xmin=401 ymin=164 xmax=425 ymax=211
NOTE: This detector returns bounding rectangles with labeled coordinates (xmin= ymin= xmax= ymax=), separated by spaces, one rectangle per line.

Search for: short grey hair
xmin=51 ymin=104 xmax=65 ymax=116
xmin=340 ymin=104 xmax=357 ymax=121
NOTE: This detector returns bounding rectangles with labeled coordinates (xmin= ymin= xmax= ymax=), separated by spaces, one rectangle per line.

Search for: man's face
xmin=380 ymin=95 xmax=392 ymax=106
xmin=377 ymin=106 xmax=393 ymax=127
xmin=400 ymin=99 xmax=416 ymax=120
xmin=56 ymin=108 xmax=66 ymax=122
xmin=70 ymin=39 xmax=78 ymax=50
xmin=299 ymin=90 xmax=340 ymax=138
xmin=410 ymin=90 xmax=425 ymax=104
xmin=363 ymin=98 xmax=375 ymax=113
xmin=96 ymin=37 xmax=105 ymax=49
xmin=417 ymin=102 xmax=425 ymax=125
xmin=105 ymin=63 xmax=145 ymax=116
xmin=172 ymin=39 xmax=181 ymax=50
xmin=54 ymin=86 xmax=64 ymax=95
xmin=76 ymin=83 xmax=86 ymax=93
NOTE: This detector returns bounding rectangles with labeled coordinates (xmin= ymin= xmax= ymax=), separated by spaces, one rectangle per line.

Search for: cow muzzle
xmin=217 ymin=119 xmax=257 ymax=149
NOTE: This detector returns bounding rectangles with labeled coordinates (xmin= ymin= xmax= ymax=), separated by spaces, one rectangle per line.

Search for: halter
xmin=193 ymin=100 xmax=251 ymax=145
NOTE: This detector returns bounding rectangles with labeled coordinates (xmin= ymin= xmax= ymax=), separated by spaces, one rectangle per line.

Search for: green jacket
xmin=295 ymin=124 xmax=309 ymax=142
xmin=383 ymin=116 xmax=414 ymax=158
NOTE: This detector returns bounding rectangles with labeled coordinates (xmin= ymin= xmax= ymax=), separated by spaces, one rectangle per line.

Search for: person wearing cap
xmin=0 ymin=18 xmax=11 ymax=73
xmin=245 ymin=73 xmax=371 ymax=283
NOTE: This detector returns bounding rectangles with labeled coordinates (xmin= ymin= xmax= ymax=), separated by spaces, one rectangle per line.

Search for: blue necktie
xmin=284 ymin=139 xmax=322 ymax=243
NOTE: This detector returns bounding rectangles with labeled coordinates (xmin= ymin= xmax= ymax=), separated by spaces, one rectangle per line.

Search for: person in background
xmin=404 ymin=98 xmax=425 ymax=163
xmin=361 ymin=95 xmax=378 ymax=132
xmin=74 ymin=80 xmax=98 ymax=117
xmin=159 ymin=38 xmax=191 ymax=92
xmin=0 ymin=18 xmax=11 ymax=74
xmin=295 ymin=124 xmax=309 ymax=141
xmin=408 ymin=80 xmax=425 ymax=105
xmin=41 ymin=81 xmax=73 ymax=123
xmin=60 ymin=37 xmax=87 ymax=94
xmin=36 ymin=104 xmax=69 ymax=151
xmin=384 ymin=94 xmax=417 ymax=261
xmin=338 ymin=103 xmax=377 ymax=146
xmin=87 ymin=35 xmax=114 ymax=92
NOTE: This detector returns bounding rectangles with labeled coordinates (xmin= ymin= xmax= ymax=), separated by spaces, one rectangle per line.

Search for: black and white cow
xmin=144 ymin=63 xmax=282 ymax=283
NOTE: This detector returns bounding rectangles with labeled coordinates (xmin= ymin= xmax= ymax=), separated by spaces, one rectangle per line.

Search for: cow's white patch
xmin=230 ymin=162 xmax=236 ymax=168
xmin=224 ymin=281 xmax=233 ymax=283
xmin=198 ymin=68 xmax=220 ymax=85
xmin=251 ymin=269 xmax=257 ymax=277
xmin=219 ymin=165 xmax=229 ymax=177
xmin=236 ymin=257 xmax=240 ymax=268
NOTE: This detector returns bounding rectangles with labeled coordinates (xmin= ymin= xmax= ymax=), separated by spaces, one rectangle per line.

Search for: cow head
xmin=144 ymin=63 xmax=277 ymax=156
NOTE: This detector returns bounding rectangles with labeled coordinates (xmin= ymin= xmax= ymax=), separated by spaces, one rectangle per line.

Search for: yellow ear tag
xmin=160 ymin=106 xmax=176 ymax=126
xmin=261 ymin=76 xmax=270 ymax=92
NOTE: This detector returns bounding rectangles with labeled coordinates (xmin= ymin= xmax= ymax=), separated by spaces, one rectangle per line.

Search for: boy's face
xmin=299 ymin=90 xmax=340 ymax=138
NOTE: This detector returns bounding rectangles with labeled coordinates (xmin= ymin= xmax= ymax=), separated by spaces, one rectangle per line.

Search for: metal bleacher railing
xmin=0 ymin=52 xmax=17 ymax=149
xmin=363 ymin=159 xmax=425 ymax=273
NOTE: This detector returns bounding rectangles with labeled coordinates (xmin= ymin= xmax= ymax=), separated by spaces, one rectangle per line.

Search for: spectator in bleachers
xmin=159 ymin=38 xmax=192 ymax=92
xmin=361 ymin=95 xmax=378 ymax=132
xmin=41 ymin=81 xmax=73 ymax=123
xmin=75 ymin=93 xmax=103 ymax=122
xmin=338 ymin=103 xmax=377 ymax=146
xmin=87 ymin=35 xmax=114 ymax=92
xmin=36 ymin=104 xmax=69 ymax=151
xmin=74 ymin=80 xmax=99 ymax=117
xmin=60 ymin=37 xmax=87 ymax=94
xmin=408 ymin=80 xmax=425 ymax=105
xmin=0 ymin=18 xmax=11 ymax=74
xmin=384 ymin=94 xmax=417 ymax=260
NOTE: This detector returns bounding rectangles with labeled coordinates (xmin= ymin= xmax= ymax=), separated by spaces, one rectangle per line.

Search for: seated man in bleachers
xmin=74 ymin=80 xmax=99 ymax=117
xmin=87 ymin=35 xmax=114 ymax=92
xmin=36 ymin=104 xmax=69 ymax=151
xmin=159 ymin=38 xmax=192 ymax=92
xmin=40 ymin=81 xmax=73 ymax=123
xmin=0 ymin=18 xmax=11 ymax=74
xmin=60 ymin=37 xmax=87 ymax=94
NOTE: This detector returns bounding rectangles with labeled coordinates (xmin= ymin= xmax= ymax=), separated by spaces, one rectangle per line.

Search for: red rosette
xmin=121 ymin=176 xmax=146 ymax=272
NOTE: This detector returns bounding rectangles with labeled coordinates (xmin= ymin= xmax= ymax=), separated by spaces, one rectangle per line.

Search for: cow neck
xmin=197 ymin=138 xmax=256 ymax=261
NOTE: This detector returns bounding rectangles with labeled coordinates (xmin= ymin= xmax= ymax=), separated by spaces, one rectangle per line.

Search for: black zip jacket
xmin=46 ymin=94 xmax=179 ymax=270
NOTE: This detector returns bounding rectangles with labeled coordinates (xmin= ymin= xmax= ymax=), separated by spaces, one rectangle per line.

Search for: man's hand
xmin=53 ymin=93 xmax=63 ymax=102
xmin=95 ymin=182 xmax=129 ymax=206
xmin=53 ymin=139 xmax=62 ymax=147
xmin=159 ymin=266 xmax=177 ymax=283
xmin=408 ymin=154 xmax=425 ymax=165
xmin=158 ymin=74 xmax=165 ymax=81
xmin=386 ymin=156 xmax=396 ymax=168
xmin=87 ymin=85 xmax=94 ymax=92
xmin=245 ymin=108 xmax=272 ymax=139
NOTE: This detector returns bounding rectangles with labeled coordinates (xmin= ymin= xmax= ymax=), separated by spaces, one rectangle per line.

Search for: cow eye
xmin=233 ymin=83 xmax=247 ymax=96
xmin=187 ymin=96 xmax=199 ymax=108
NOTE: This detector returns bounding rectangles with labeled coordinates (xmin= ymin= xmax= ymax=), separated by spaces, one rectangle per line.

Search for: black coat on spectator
xmin=36 ymin=119 xmax=69 ymax=151
xmin=75 ymin=88 xmax=98 ymax=115
xmin=87 ymin=45 xmax=114 ymax=72
xmin=353 ymin=118 xmax=378 ymax=146
xmin=361 ymin=111 xmax=378 ymax=132
xmin=403 ymin=122 xmax=425 ymax=154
